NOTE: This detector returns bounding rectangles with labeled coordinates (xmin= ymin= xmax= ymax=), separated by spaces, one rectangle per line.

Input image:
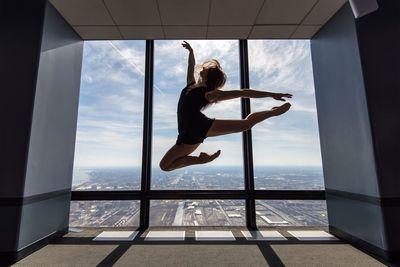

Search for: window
xmin=248 ymin=40 xmax=324 ymax=190
xmin=72 ymin=41 xmax=145 ymax=191
xmin=71 ymin=40 xmax=326 ymax=229
xmin=70 ymin=201 xmax=140 ymax=227
xmin=256 ymin=200 xmax=328 ymax=227
xmin=151 ymin=40 xmax=243 ymax=190
xmin=150 ymin=200 xmax=245 ymax=226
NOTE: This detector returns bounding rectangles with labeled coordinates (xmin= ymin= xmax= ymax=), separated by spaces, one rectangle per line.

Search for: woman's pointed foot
xmin=199 ymin=150 xmax=221 ymax=164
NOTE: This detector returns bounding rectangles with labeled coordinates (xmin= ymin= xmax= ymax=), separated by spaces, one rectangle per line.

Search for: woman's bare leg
xmin=207 ymin=103 xmax=290 ymax=137
xmin=159 ymin=143 xmax=221 ymax=171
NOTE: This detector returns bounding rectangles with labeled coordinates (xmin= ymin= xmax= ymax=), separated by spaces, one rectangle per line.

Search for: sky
xmin=73 ymin=40 xmax=322 ymax=168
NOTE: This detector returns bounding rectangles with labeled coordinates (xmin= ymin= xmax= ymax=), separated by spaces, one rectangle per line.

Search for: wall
xmin=0 ymin=0 xmax=47 ymax=254
xmin=18 ymin=1 xmax=83 ymax=251
xmin=355 ymin=0 xmax=400 ymax=252
xmin=0 ymin=0 xmax=83 ymax=263
xmin=311 ymin=1 xmax=400 ymax=259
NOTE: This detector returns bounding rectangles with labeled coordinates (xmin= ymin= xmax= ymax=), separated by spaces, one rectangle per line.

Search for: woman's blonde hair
xmin=199 ymin=59 xmax=227 ymax=90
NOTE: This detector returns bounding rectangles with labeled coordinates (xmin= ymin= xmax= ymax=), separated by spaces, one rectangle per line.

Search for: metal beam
xmin=71 ymin=190 xmax=325 ymax=201
xmin=239 ymin=39 xmax=256 ymax=229
xmin=139 ymin=40 xmax=154 ymax=229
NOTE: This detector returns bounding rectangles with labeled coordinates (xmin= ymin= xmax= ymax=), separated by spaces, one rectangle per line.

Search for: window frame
xmin=71 ymin=40 xmax=325 ymax=229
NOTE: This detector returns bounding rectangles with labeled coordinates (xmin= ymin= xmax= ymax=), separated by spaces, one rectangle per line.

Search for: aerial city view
xmin=70 ymin=39 xmax=326 ymax=228
xmin=69 ymin=166 xmax=327 ymax=228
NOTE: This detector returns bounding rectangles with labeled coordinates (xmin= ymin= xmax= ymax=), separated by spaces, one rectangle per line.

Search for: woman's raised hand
xmin=273 ymin=93 xmax=293 ymax=101
xmin=182 ymin=41 xmax=193 ymax=52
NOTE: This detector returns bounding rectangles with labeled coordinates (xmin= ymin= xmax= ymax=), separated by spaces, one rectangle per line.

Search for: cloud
xmin=248 ymin=40 xmax=316 ymax=95
xmin=73 ymin=41 xmax=146 ymax=167
xmin=74 ymin=40 xmax=322 ymax=168
xmin=244 ymin=40 xmax=321 ymax=166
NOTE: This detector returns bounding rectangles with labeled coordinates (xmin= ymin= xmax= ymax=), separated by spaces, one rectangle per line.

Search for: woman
xmin=159 ymin=41 xmax=292 ymax=171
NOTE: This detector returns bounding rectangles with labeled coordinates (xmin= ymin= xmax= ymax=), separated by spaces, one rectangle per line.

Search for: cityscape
xmin=69 ymin=166 xmax=328 ymax=228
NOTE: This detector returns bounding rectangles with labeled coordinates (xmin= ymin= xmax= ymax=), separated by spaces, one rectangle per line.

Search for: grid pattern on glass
xmin=151 ymin=40 xmax=243 ymax=190
xmin=72 ymin=41 xmax=145 ymax=190
xmin=69 ymin=201 xmax=140 ymax=228
xmin=256 ymin=200 xmax=328 ymax=227
xmin=248 ymin=40 xmax=324 ymax=190
xmin=150 ymin=200 xmax=246 ymax=226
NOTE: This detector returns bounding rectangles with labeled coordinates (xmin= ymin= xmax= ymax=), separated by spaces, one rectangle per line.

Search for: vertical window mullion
xmin=239 ymin=40 xmax=256 ymax=229
xmin=140 ymin=40 xmax=154 ymax=229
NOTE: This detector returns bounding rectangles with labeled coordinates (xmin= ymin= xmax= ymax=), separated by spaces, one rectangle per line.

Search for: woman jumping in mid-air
xmin=159 ymin=41 xmax=292 ymax=171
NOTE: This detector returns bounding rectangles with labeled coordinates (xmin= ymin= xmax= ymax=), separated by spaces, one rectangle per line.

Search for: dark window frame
xmin=71 ymin=40 xmax=325 ymax=230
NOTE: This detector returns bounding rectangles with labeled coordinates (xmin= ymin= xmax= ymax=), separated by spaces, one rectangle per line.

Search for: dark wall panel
xmin=311 ymin=4 xmax=380 ymax=197
xmin=355 ymin=0 xmax=400 ymax=252
xmin=0 ymin=0 xmax=46 ymax=198
xmin=18 ymin=194 xmax=71 ymax=250
xmin=0 ymin=206 xmax=22 ymax=252
xmin=0 ymin=0 xmax=47 ymax=255
xmin=0 ymin=0 xmax=83 ymax=260
xmin=311 ymin=1 xmax=400 ymax=256
xmin=24 ymin=2 xmax=83 ymax=197
xmin=18 ymin=2 xmax=83 ymax=250
xmin=356 ymin=0 xmax=400 ymax=198
xmin=311 ymin=4 xmax=387 ymax=251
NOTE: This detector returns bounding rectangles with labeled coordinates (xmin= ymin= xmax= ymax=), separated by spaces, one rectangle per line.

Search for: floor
xmin=12 ymin=227 xmax=391 ymax=267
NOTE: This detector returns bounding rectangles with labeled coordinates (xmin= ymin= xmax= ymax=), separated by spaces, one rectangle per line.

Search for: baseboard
xmin=0 ymin=227 xmax=68 ymax=266
xmin=329 ymin=225 xmax=400 ymax=264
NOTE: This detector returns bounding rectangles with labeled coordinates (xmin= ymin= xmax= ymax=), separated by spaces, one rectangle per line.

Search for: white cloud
xmin=74 ymin=40 xmax=322 ymax=168
xmin=73 ymin=41 xmax=146 ymax=167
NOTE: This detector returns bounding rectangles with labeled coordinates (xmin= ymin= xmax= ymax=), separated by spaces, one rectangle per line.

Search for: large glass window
xmin=256 ymin=200 xmax=328 ymax=227
xmin=151 ymin=40 xmax=243 ymax=190
xmin=150 ymin=200 xmax=245 ymax=226
xmin=72 ymin=41 xmax=145 ymax=191
xmin=248 ymin=40 xmax=324 ymax=190
xmin=70 ymin=40 xmax=326 ymax=229
xmin=69 ymin=201 xmax=140 ymax=227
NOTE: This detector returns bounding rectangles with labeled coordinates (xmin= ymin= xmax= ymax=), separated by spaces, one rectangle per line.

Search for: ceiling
xmin=49 ymin=0 xmax=348 ymax=40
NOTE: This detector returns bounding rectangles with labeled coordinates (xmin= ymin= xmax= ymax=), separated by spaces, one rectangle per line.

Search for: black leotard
xmin=176 ymin=82 xmax=215 ymax=145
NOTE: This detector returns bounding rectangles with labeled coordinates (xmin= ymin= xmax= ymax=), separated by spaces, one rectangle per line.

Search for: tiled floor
xmin=12 ymin=227 xmax=390 ymax=267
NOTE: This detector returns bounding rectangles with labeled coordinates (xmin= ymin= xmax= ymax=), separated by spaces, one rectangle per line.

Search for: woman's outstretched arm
xmin=206 ymin=89 xmax=292 ymax=103
xmin=182 ymin=41 xmax=195 ymax=85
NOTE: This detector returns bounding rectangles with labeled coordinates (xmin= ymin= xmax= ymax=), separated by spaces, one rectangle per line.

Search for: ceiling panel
xmin=164 ymin=26 xmax=207 ymax=39
xmin=207 ymin=26 xmax=252 ymax=39
xmin=50 ymin=0 xmax=347 ymax=39
xmin=158 ymin=0 xmax=210 ymax=25
xmin=291 ymin=25 xmax=321 ymax=39
xmin=249 ymin=25 xmax=297 ymax=39
xmin=73 ymin=26 xmax=122 ymax=39
xmin=209 ymin=0 xmax=264 ymax=26
xmin=50 ymin=0 xmax=114 ymax=26
xmin=302 ymin=0 xmax=347 ymax=25
xmin=119 ymin=26 xmax=165 ymax=39
xmin=104 ymin=0 xmax=161 ymax=25
xmin=256 ymin=0 xmax=318 ymax=24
